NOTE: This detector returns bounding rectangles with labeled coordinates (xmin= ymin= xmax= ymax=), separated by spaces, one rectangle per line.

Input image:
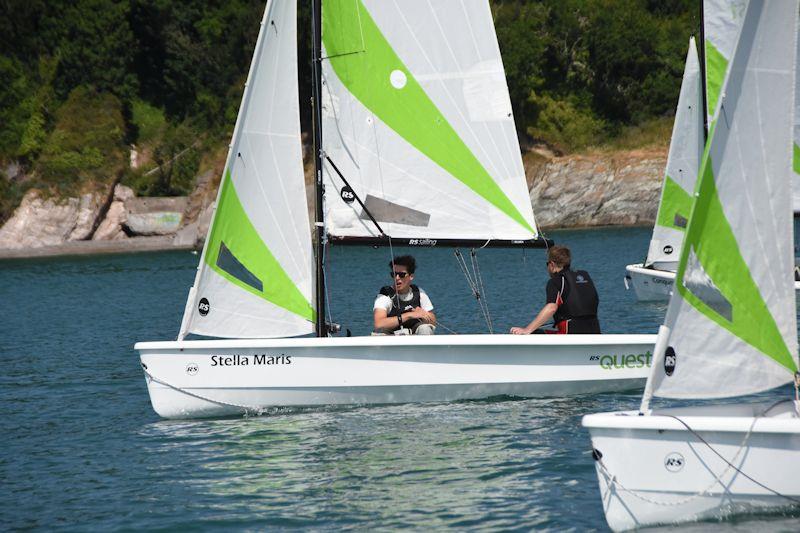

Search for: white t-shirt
xmin=373 ymin=288 xmax=434 ymax=314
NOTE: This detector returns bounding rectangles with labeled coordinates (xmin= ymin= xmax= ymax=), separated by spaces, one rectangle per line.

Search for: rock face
xmin=0 ymin=147 xmax=667 ymax=257
xmin=0 ymin=190 xmax=105 ymax=249
xmin=528 ymin=149 xmax=666 ymax=229
xmin=93 ymin=184 xmax=134 ymax=241
xmin=124 ymin=197 xmax=188 ymax=235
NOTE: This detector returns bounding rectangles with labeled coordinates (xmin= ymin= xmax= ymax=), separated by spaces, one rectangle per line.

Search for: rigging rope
xmin=594 ymin=400 xmax=800 ymax=507
xmin=141 ymin=364 xmax=263 ymax=417
xmin=454 ymin=249 xmax=493 ymax=333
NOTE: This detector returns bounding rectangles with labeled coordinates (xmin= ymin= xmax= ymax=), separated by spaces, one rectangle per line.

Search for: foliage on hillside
xmin=0 ymin=0 xmax=698 ymax=223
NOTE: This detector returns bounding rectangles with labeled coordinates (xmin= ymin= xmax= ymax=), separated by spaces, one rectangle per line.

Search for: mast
xmin=311 ymin=0 xmax=327 ymax=337
xmin=698 ymin=0 xmax=709 ymax=140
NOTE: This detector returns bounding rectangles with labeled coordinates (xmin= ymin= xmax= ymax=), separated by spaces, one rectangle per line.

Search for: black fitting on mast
xmin=311 ymin=0 xmax=327 ymax=337
xmin=698 ymin=1 xmax=709 ymax=141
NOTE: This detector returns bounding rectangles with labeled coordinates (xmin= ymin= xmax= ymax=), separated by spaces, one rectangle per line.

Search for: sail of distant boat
xmin=644 ymin=38 xmax=704 ymax=270
xmin=178 ymin=0 xmax=315 ymax=340
xmin=319 ymin=0 xmax=538 ymax=243
xmin=646 ymin=0 xmax=799 ymax=400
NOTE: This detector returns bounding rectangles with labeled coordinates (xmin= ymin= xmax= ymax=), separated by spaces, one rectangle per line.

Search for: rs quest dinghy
xmin=135 ymin=0 xmax=656 ymax=420
xmin=584 ymin=1 xmax=800 ymax=529
xmin=626 ymin=0 xmax=800 ymax=300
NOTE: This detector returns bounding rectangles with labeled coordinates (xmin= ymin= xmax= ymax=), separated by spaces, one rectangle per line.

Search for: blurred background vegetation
xmin=0 ymin=0 xmax=698 ymax=223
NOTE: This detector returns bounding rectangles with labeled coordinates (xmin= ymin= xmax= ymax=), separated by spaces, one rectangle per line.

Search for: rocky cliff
xmin=0 ymin=147 xmax=666 ymax=258
xmin=527 ymin=148 xmax=666 ymax=229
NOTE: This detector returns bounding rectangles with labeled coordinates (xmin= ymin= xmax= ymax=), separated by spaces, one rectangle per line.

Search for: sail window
xmin=673 ymin=213 xmax=688 ymax=228
xmin=682 ymin=247 xmax=732 ymax=321
xmin=216 ymin=242 xmax=263 ymax=292
xmin=360 ymin=195 xmax=430 ymax=227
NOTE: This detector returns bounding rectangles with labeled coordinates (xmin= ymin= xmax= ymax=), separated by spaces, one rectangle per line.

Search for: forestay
xmin=319 ymin=0 xmax=538 ymax=242
xmin=178 ymin=0 xmax=315 ymax=339
xmin=645 ymin=38 xmax=704 ymax=270
xmin=649 ymin=0 xmax=799 ymax=399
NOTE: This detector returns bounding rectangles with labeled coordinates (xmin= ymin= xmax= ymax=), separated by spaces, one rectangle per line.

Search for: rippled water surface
xmin=2 ymin=225 xmax=799 ymax=531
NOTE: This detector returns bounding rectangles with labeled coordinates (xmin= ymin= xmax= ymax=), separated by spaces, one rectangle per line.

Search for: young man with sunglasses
xmin=510 ymin=245 xmax=600 ymax=335
xmin=373 ymin=255 xmax=436 ymax=335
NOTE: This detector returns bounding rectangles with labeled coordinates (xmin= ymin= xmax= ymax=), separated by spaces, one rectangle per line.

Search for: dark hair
xmin=547 ymin=245 xmax=571 ymax=269
xmin=389 ymin=255 xmax=416 ymax=274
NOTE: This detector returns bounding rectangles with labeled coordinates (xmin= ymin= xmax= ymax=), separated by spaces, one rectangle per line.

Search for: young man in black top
xmin=510 ymin=245 xmax=601 ymax=334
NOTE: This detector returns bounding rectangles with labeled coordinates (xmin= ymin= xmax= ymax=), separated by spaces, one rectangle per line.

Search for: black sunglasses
xmin=391 ymin=271 xmax=410 ymax=278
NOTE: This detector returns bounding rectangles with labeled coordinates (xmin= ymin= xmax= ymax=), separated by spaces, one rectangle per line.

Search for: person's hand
xmin=509 ymin=326 xmax=530 ymax=335
xmin=409 ymin=307 xmax=433 ymax=322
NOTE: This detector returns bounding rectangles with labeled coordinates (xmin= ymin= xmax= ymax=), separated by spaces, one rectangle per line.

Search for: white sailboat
xmin=628 ymin=0 xmax=800 ymax=300
xmin=135 ymin=0 xmax=656 ymax=420
xmin=584 ymin=1 xmax=800 ymax=529
xmin=625 ymin=36 xmax=705 ymax=301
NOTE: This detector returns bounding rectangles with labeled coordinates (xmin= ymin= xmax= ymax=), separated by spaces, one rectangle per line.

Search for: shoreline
xmin=0 ymin=223 xmax=657 ymax=261
xmin=0 ymin=236 xmax=196 ymax=260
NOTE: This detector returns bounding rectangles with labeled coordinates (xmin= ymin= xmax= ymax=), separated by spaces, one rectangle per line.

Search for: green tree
xmin=36 ymin=86 xmax=126 ymax=191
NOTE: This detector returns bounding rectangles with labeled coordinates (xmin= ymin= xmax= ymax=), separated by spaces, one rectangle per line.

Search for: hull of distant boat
xmin=135 ymin=334 xmax=656 ymax=419
xmin=582 ymin=402 xmax=800 ymax=531
xmin=625 ymin=263 xmax=800 ymax=301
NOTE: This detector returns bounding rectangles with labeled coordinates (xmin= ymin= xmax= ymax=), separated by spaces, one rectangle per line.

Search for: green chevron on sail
xmin=704 ymin=40 xmax=728 ymax=118
xmin=676 ymin=154 xmax=796 ymax=373
xmin=322 ymin=0 xmax=534 ymax=234
xmin=656 ymin=175 xmax=693 ymax=231
xmin=205 ymin=171 xmax=315 ymax=323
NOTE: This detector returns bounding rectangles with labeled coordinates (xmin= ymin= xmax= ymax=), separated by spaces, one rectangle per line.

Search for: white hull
xmin=625 ymin=263 xmax=800 ymax=301
xmin=136 ymin=334 xmax=656 ymax=419
xmin=583 ymin=402 xmax=800 ymax=531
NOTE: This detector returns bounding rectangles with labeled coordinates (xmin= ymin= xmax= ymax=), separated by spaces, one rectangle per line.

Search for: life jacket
xmin=553 ymin=269 xmax=599 ymax=333
xmin=379 ymin=284 xmax=422 ymax=329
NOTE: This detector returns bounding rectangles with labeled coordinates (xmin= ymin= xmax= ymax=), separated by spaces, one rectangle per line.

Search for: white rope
xmin=594 ymin=407 xmax=800 ymax=507
xmin=141 ymin=364 xmax=263 ymax=417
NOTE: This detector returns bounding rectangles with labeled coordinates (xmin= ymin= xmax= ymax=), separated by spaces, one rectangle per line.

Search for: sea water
xmin=2 ymin=225 xmax=798 ymax=531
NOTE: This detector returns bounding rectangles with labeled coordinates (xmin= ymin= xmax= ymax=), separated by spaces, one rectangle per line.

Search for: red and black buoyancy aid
xmin=380 ymin=284 xmax=422 ymax=329
xmin=552 ymin=269 xmax=600 ymax=334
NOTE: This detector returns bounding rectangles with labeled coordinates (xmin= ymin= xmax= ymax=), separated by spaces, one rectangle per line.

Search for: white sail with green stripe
xmin=650 ymin=0 xmax=799 ymax=399
xmin=319 ymin=0 xmax=537 ymax=242
xmin=179 ymin=0 xmax=314 ymax=339
xmin=645 ymin=38 xmax=704 ymax=271
xmin=794 ymin=12 xmax=800 ymax=212
xmin=703 ymin=0 xmax=748 ymax=125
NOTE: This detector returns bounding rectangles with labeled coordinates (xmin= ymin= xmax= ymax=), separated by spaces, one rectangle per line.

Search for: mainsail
xmin=319 ymin=0 xmax=538 ymax=243
xmin=178 ymin=0 xmax=314 ymax=339
xmin=648 ymin=0 xmax=799 ymax=399
xmin=644 ymin=38 xmax=704 ymax=271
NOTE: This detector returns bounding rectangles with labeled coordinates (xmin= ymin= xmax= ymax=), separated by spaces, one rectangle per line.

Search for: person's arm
xmin=417 ymin=291 xmax=436 ymax=325
xmin=374 ymin=307 xmax=432 ymax=330
xmin=510 ymin=302 xmax=558 ymax=334
xmin=412 ymin=307 xmax=436 ymax=325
